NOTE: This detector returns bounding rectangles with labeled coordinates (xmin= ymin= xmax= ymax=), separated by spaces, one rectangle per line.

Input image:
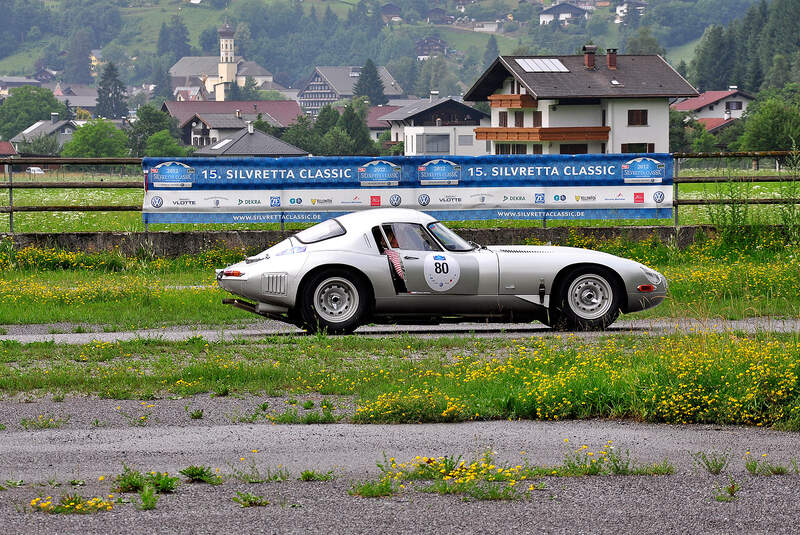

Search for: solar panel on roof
xmin=514 ymin=58 xmax=569 ymax=73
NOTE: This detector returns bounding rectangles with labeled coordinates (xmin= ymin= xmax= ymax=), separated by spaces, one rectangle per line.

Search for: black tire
xmin=299 ymin=268 xmax=368 ymax=334
xmin=550 ymin=266 xmax=621 ymax=331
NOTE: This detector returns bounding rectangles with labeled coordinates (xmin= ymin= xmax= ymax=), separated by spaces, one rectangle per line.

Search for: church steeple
xmin=219 ymin=22 xmax=235 ymax=64
xmin=217 ymin=21 xmax=238 ymax=101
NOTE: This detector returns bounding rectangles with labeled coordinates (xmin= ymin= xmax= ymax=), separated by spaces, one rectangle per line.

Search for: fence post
xmin=673 ymin=157 xmax=679 ymax=229
xmin=7 ymin=163 xmax=12 ymax=234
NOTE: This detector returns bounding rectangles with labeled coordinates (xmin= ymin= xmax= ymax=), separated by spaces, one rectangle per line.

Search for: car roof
xmin=336 ymin=208 xmax=436 ymax=229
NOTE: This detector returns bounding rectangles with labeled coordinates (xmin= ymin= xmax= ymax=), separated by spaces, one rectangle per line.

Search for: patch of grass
xmin=136 ymin=484 xmax=157 ymax=511
xmin=744 ymin=453 xmax=793 ymax=476
xmin=20 ymin=414 xmax=70 ymax=430
xmin=348 ymin=478 xmax=397 ymax=498
xmin=713 ymin=477 xmax=741 ymax=502
xmin=179 ymin=465 xmax=223 ymax=485
xmin=185 ymin=405 xmax=204 ymax=420
xmin=302 ymin=400 xmax=315 ymax=410
xmin=114 ymin=465 xmax=146 ymax=493
xmin=228 ymin=459 xmax=289 ymax=484
xmin=694 ymin=451 xmax=730 ymax=475
xmin=145 ymin=472 xmax=180 ymax=493
xmin=5 ymin=479 xmax=24 ymax=488
xmin=232 ymin=491 xmax=270 ymax=508
xmin=299 ymin=469 xmax=334 ymax=482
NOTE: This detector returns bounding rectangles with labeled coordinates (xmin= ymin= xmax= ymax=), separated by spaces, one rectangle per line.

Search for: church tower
xmin=216 ymin=22 xmax=237 ymax=101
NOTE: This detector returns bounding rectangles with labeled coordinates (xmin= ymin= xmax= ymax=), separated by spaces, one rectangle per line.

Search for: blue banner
xmin=142 ymin=154 xmax=673 ymax=223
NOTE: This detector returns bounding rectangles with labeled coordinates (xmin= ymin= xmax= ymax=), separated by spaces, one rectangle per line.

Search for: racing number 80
xmin=434 ymin=261 xmax=449 ymax=274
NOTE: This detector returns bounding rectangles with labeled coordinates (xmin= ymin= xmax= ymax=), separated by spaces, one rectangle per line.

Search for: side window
xmin=371 ymin=226 xmax=388 ymax=253
xmin=382 ymin=223 xmax=441 ymax=251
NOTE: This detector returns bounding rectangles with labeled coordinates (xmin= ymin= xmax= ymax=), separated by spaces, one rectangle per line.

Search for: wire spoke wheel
xmin=566 ymin=274 xmax=613 ymax=320
xmin=313 ymin=277 xmax=359 ymax=324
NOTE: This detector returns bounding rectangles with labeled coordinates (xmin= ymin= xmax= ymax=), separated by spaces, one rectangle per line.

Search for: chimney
xmin=247 ymin=121 xmax=254 ymax=134
xmin=724 ymin=110 xmax=731 ymax=120
xmin=606 ymin=48 xmax=618 ymax=70
xmin=429 ymin=89 xmax=439 ymax=102
xmin=583 ymin=44 xmax=597 ymax=69
xmin=235 ymin=109 xmax=241 ymax=118
xmin=51 ymin=112 xmax=59 ymax=124
xmin=728 ymin=85 xmax=738 ymax=91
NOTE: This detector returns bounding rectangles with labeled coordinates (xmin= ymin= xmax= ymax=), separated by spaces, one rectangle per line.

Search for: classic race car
xmin=216 ymin=208 xmax=667 ymax=334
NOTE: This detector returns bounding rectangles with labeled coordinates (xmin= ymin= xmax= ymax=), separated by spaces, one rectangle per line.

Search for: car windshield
xmin=427 ymin=222 xmax=474 ymax=251
xmin=294 ymin=218 xmax=346 ymax=244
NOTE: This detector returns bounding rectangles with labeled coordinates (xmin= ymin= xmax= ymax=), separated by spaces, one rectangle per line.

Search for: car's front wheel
xmin=299 ymin=269 xmax=368 ymax=334
xmin=551 ymin=267 xmax=621 ymax=331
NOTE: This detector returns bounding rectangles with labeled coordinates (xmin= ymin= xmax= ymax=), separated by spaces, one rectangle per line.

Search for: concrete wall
xmin=2 ymin=226 xmax=713 ymax=258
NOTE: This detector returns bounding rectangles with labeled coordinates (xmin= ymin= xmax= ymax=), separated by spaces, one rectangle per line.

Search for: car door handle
xmin=403 ymin=255 xmax=419 ymax=260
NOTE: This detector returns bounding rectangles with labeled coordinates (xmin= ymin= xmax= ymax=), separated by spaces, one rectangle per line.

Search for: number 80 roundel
xmin=424 ymin=253 xmax=460 ymax=291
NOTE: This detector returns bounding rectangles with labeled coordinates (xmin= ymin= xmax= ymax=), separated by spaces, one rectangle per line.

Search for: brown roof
xmin=162 ymin=100 xmax=302 ymax=128
xmin=0 ymin=141 xmax=17 ymax=156
xmin=464 ymin=54 xmax=697 ymax=101
xmin=671 ymin=89 xmax=754 ymax=112
xmin=697 ymin=117 xmax=737 ymax=133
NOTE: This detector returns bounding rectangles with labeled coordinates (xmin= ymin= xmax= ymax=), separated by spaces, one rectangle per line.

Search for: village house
xmin=671 ymin=87 xmax=754 ymax=133
xmin=193 ymin=122 xmax=308 ymax=157
xmin=463 ymin=46 xmax=698 ymax=155
xmin=380 ymin=96 xmax=490 ymax=157
xmin=539 ymin=3 xmax=589 ymax=25
xmin=296 ymin=66 xmax=405 ymax=117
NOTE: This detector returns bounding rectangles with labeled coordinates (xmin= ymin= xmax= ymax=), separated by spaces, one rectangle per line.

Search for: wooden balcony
xmin=474 ymin=126 xmax=610 ymax=142
xmin=487 ymin=94 xmax=537 ymax=109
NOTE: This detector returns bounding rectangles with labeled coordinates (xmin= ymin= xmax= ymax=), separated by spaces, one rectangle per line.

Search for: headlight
xmin=640 ymin=266 xmax=662 ymax=285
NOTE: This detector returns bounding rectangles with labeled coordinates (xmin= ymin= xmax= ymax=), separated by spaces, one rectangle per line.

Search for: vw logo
xmin=418 ymin=194 xmax=430 ymax=206
xmin=389 ymin=194 xmax=401 ymax=207
xmin=150 ymin=196 xmax=163 ymax=208
xmin=653 ymin=191 xmax=665 ymax=203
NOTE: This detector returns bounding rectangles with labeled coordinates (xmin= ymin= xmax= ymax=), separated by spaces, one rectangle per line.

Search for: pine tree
xmin=169 ymin=16 xmax=192 ymax=60
xmin=64 ymin=29 xmax=92 ymax=84
xmin=156 ymin=23 xmax=171 ymax=57
xmin=337 ymin=101 xmax=373 ymax=155
xmin=313 ymin=105 xmax=340 ymax=137
xmin=353 ymin=59 xmax=387 ymax=106
xmin=151 ymin=60 xmax=173 ymax=101
xmin=483 ymin=35 xmax=499 ymax=69
xmin=96 ymin=63 xmax=128 ymax=119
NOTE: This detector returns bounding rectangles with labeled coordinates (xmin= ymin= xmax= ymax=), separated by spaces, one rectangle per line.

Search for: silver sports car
xmin=216 ymin=208 xmax=666 ymax=333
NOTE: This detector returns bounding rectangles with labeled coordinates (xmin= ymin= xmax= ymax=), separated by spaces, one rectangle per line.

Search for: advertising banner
xmin=141 ymin=154 xmax=673 ymax=224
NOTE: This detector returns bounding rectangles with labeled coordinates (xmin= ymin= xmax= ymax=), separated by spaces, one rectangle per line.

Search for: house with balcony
xmin=296 ymin=66 xmax=405 ymax=117
xmin=539 ymin=3 xmax=589 ymax=25
xmin=380 ymin=97 xmax=490 ymax=156
xmin=671 ymin=87 xmax=754 ymax=133
xmin=463 ymin=46 xmax=697 ymax=155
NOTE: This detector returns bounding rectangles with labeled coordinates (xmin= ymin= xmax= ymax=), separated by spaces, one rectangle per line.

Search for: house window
xmin=532 ymin=111 xmax=542 ymax=128
xmin=726 ymin=101 xmax=743 ymax=111
xmin=560 ymin=144 xmax=588 ymax=154
xmin=498 ymin=111 xmax=508 ymax=127
xmin=531 ymin=144 xmax=543 ymax=154
xmin=457 ymin=135 xmax=473 ymax=146
xmin=512 ymin=144 xmax=526 ymax=155
xmin=424 ymin=134 xmax=450 ymax=154
xmin=495 ymin=143 xmax=511 ymax=155
xmin=514 ymin=111 xmax=524 ymax=127
xmin=621 ymin=143 xmax=655 ymax=153
xmin=601 ymin=109 xmax=606 ymax=126
xmin=627 ymin=109 xmax=648 ymax=126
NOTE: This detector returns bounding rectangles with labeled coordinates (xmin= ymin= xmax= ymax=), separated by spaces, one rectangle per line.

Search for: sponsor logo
xmin=358 ymin=160 xmax=401 ymax=183
xmin=238 ymin=198 xmax=262 ymax=205
xmin=553 ymin=194 xmax=567 ymax=202
xmin=534 ymin=193 xmax=545 ymax=204
xmin=289 ymin=197 xmax=302 ymax=205
xmin=433 ymin=255 xmax=446 ymax=261
xmin=150 ymin=196 xmax=163 ymax=208
xmin=603 ymin=192 xmax=626 ymax=202
xmin=311 ymin=198 xmax=333 ymax=205
xmin=149 ymin=161 xmax=195 ymax=182
xmin=417 ymin=159 xmax=461 ymax=184
xmin=270 ymin=196 xmax=281 ymax=207
xmin=633 ymin=192 xmax=645 ymax=204
xmin=621 ymin=157 xmax=666 ymax=183
xmin=574 ymin=195 xmax=597 ymax=202
xmin=438 ymin=195 xmax=461 ymax=204
xmin=653 ymin=191 xmax=665 ymax=204
xmin=172 ymin=199 xmax=197 ymax=206
xmin=370 ymin=195 xmax=381 ymax=206
xmin=418 ymin=194 xmax=430 ymax=206
xmin=503 ymin=195 xmax=526 ymax=202
xmin=342 ymin=195 xmax=363 ymax=205
xmin=389 ymin=194 xmax=402 ymax=207
xmin=205 ymin=196 xmax=227 ymax=208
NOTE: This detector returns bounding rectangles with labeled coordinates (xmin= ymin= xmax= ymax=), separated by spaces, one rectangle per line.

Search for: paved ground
xmin=2 ymin=317 xmax=799 ymax=345
xmin=0 ymin=415 xmax=799 ymax=534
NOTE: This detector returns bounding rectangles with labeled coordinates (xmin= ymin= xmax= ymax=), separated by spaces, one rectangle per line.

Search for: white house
xmin=380 ymin=97 xmax=491 ymax=157
xmin=463 ymin=46 xmax=698 ymax=155
xmin=539 ymin=3 xmax=589 ymax=25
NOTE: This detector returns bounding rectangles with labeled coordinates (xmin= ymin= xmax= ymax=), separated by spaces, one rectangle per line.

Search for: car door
xmin=380 ymin=222 xmax=480 ymax=295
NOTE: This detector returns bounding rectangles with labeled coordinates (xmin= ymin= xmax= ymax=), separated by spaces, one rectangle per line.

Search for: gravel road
xmin=0 ymin=413 xmax=798 ymax=534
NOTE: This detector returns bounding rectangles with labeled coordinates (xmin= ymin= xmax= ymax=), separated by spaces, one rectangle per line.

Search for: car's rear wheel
xmin=551 ymin=267 xmax=621 ymax=331
xmin=300 ymin=269 xmax=367 ymax=334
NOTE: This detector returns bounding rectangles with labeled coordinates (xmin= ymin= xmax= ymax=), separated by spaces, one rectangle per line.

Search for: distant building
xmin=90 ymin=49 xmax=104 ymax=75
xmin=671 ymin=87 xmax=753 ymax=121
xmin=380 ymin=97 xmax=490 ymax=156
xmin=296 ymin=66 xmax=405 ymax=117
xmin=416 ymin=37 xmax=449 ymax=61
xmin=0 ymin=76 xmax=41 ymax=96
xmin=463 ymin=46 xmax=698 ymax=155
xmin=194 ymin=123 xmax=308 ymax=157
xmin=381 ymin=3 xmax=403 ymax=23
xmin=9 ymin=114 xmax=126 ymax=151
xmin=615 ymin=1 xmax=647 ymax=23
xmin=169 ymin=24 xmax=280 ymax=101
xmin=539 ymin=3 xmax=589 ymax=25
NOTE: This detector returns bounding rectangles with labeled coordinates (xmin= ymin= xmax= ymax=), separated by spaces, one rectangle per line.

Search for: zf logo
xmin=150 ymin=196 xmax=163 ymax=208
xmin=289 ymin=198 xmax=302 ymax=205
xmin=270 ymin=196 xmax=281 ymax=207
xmin=389 ymin=194 xmax=402 ymax=207
xmin=534 ymin=193 xmax=545 ymax=204
xmin=418 ymin=194 xmax=430 ymax=206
